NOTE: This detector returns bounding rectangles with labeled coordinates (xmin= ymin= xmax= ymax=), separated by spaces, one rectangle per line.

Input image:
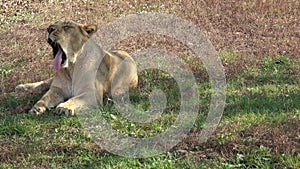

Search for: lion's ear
xmin=83 ymin=24 xmax=98 ymax=36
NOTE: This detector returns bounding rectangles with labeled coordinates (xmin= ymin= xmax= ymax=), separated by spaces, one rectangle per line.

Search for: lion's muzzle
xmin=46 ymin=24 xmax=67 ymax=70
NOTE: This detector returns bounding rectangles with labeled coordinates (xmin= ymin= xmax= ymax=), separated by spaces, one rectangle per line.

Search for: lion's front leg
xmin=30 ymin=86 xmax=65 ymax=115
xmin=55 ymin=91 xmax=101 ymax=116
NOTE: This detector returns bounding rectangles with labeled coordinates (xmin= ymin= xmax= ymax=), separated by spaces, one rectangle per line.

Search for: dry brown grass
xmin=0 ymin=0 xmax=299 ymax=94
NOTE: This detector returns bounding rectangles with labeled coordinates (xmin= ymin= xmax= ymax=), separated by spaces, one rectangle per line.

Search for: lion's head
xmin=46 ymin=21 xmax=98 ymax=70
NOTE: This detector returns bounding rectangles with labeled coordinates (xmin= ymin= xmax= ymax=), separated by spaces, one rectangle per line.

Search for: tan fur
xmin=16 ymin=21 xmax=138 ymax=115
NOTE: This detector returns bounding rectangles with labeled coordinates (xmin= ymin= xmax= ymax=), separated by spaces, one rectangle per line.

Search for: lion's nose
xmin=47 ymin=26 xmax=56 ymax=33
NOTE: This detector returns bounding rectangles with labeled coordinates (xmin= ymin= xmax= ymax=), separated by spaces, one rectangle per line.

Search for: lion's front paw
xmin=56 ymin=103 xmax=75 ymax=116
xmin=29 ymin=105 xmax=46 ymax=115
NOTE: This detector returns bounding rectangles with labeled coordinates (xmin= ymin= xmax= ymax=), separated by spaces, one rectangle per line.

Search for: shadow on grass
xmin=225 ymin=92 xmax=299 ymax=116
xmin=225 ymin=56 xmax=300 ymax=116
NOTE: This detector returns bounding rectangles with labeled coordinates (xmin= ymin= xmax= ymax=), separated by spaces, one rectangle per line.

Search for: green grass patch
xmin=0 ymin=64 xmax=13 ymax=77
xmin=220 ymin=51 xmax=241 ymax=64
xmin=0 ymin=56 xmax=299 ymax=168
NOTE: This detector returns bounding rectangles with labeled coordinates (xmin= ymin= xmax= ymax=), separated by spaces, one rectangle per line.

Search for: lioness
xmin=16 ymin=21 xmax=138 ymax=115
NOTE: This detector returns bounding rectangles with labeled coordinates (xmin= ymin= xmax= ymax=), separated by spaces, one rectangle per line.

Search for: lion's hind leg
xmin=15 ymin=78 xmax=52 ymax=94
xmin=110 ymin=61 xmax=138 ymax=98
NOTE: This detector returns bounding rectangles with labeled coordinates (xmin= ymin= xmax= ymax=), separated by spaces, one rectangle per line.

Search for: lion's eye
xmin=63 ymin=25 xmax=73 ymax=30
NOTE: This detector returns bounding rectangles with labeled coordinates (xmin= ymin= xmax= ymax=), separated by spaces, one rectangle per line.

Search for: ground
xmin=0 ymin=0 xmax=299 ymax=168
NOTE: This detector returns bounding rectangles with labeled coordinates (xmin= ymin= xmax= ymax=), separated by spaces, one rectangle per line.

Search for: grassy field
xmin=0 ymin=0 xmax=299 ymax=168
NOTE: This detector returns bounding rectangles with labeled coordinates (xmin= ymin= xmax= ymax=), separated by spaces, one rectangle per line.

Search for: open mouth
xmin=48 ymin=40 xmax=67 ymax=70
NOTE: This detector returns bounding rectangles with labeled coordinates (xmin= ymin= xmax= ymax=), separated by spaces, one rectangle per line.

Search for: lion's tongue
xmin=52 ymin=49 xmax=63 ymax=70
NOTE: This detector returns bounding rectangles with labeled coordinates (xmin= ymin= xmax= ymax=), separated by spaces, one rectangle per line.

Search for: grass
xmin=0 ymin=55 xmax=299 ymax=168
xmin=0 ymin=63 xmax=14 ymax=94
xmin=1 ymin=0 xmax=299 ymax=168
xmin=219 ymin=51 xmax=241 ymax=64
